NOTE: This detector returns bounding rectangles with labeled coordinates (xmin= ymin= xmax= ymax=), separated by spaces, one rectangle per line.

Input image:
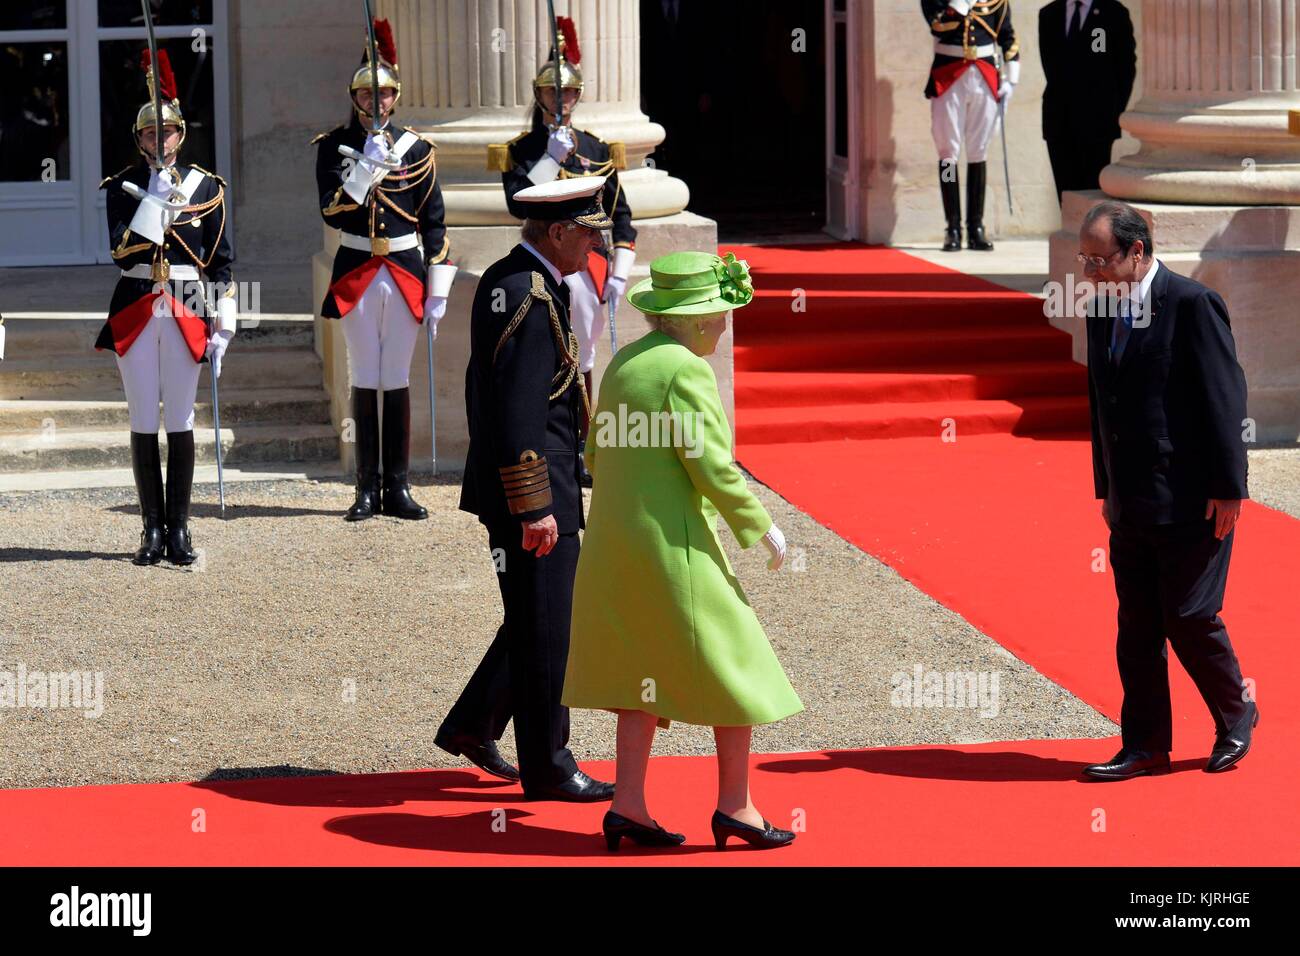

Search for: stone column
xmin=1046 ymin=1 xmax=1300 ymax=443
xmin=1101 ymin=0 xmax=1300 ymax=203
xmin=376 ymin=0 xmax=689 ymax=225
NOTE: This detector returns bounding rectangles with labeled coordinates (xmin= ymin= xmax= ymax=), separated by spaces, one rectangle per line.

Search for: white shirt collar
xmin=520 ymin=240 xmax=563 ymax=286
xmin=1130 ymin=258 xmax=1159 ymax=309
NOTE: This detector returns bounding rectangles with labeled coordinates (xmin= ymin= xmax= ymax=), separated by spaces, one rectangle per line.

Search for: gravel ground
xmin=0 ymin=465 xmax=1131 ymax=791
xmin=1246 ymin=446 xmax=1300 ymax=520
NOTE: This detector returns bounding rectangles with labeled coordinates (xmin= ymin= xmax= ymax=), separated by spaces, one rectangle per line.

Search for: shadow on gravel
xmin=103 ymin=503 xmax=343 ymax=519
xmin=0 ymin=548 xmax=128 ymax=563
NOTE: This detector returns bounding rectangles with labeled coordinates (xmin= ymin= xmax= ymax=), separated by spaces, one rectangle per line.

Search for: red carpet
xmin=722 ymin=243 xmax=1089 ymax=444
xmin=1 ymin=244 xmax=1294 ymax=866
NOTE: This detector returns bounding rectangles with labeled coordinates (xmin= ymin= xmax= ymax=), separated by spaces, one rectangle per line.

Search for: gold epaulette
xmin=99 ymin=166 xmax=131 ymax=189
xmin=189 ymin=164 xmax=226 ymax=187
xmin=608 ymin=141 xmax=627 ymax=170
xmin=486 ymin=143 xmax=513 ymax=172
xmin=500 ymin=451 xmax=552 ymax=516
xmin=310 ymin=131 xmax=329 ymax=145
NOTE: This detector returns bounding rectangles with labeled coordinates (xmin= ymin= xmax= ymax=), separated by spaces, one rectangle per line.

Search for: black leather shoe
xmin=603 ymin=811 xmax=685 ymax=851
xmin=938 ymin=160 xmax=962 ymax=252
xmin=164 ymin=431 xmax=198 ymax=566
xmin=345 ymin=387 xmax=381 ymax=521
xmin=1082 ymin=748 xmax=1171 ymax=781
xmin=129 ymin=432 xmax=166 ymax=566
xmin=524 ymin=770 xmax=615 ymax=803
xmin=711 ymin=810 xmax=795 ymax=850
xmin=380 ymin=387 xmax=428 ymax=520
xmin=942 ymin=226 xmax=962 ymax=252
xmin=1205 ymin=703 xmax=1259 ymax=773
xmin=434 ymin=729 xmax=519 ymax=781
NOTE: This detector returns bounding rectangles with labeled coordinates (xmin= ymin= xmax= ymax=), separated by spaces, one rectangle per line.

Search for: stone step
xmin=0 ymin=422 xmax=340 ymax=473
xmin=0 ymin=315 xmax=315 ymax=356
xmin=0 ymin=346 xmax=324 ymax=400
xmin=0 ymin=387 xmax=332 ymax=431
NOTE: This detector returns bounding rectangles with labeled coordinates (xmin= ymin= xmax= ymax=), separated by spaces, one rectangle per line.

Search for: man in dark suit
xmin=435 ymin=177 xmax=615 ymax=803
xmin=1080 ymin=200 xmax=1258 ymax=781
xmin=1039 ymin=0 xmax=1136 ymax=203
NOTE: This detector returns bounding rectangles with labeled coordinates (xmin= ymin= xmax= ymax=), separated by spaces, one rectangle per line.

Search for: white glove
xmin=761 ymin=523 xmax=786 ymax=571
xmin=998 ymin=81 xmax=1015 ymax=103
xmin=424 ymin=296 xmax=448 ymax=337
xmin=1000 ymin=59 xmax=1020 ymax=102
xmin=604 ymin=275 xmax=627 ymax=309
xmin=547 ymin=126 xmax=576 ymax=163
xmin=206 ymin=329 xmax=233 ymax=379
xmin=360 ymin=134 xmax=395 ymax=183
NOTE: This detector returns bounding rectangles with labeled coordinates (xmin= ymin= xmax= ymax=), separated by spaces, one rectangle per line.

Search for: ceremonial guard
xmin=315 ymin=18 xmax=454 ymax=521
xmin=487 ymin=16 xmax=635 ymax=472
xmin=922 ymin=0 xmax=1020 ymax=251
xmin=98 ymin=47 xmax=236 ymax=566
xmin=436 ymin=176 xmax=615 ymax=803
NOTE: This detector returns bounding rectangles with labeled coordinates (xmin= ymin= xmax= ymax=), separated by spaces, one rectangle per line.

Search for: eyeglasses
xmin=1076 ymin=248 xmax=1125 ymax=269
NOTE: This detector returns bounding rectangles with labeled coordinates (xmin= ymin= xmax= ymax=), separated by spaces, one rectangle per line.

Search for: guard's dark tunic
xmin=96 ymin=161 xmax=234 ymax=361
xmin=314 ymin=116 xmax=450 ymax=322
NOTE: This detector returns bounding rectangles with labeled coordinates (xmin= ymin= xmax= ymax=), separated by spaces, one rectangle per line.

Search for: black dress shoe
xmin=1205 ymin=703 xmax=1259 ymax=773
xmin=524 ymin=770 xmax=614 ymax=803
xmin=602 ymin=811 xmax=685 ymax=851
xmin=711 ymin=810 xmax=795 ymax=850
xmin=942 ymin=225 xmax=962 ymax=252
xmin=1082 ymin=748 xmax=1171 ymax=781
xmin=433 ymin=729 xmax=519 ymax=781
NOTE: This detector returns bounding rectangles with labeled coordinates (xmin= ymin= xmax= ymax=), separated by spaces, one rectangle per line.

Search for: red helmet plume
xmin=557 ymin=16 xmax=580 ymax=65
xmin=140 ymin=47 xmax=178 ymax=102
xmin=374 ymin=18 xmax=398 ymax=66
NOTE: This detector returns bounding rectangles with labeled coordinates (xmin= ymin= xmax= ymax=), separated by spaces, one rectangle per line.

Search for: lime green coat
xmin=563 ymin=330 xmax=804 ymax=727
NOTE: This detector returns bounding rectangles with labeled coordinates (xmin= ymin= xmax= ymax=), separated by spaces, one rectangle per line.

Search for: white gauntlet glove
xmin=206 ymin=329 xmax=233 ymax=379
xmin=547 ymin=126 xmax=576 ymax=163
xmin=762 ymin=523 xmax=787 ymax=571
xmin=604 ymin=275 xmax=627 ymax=310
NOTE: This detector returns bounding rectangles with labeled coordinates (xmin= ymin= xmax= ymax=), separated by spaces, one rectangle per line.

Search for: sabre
xmin=140 ymin=0 xmax=165 ymax=172
xmin=210 ymin=363 xmax=226 ymax=515
xmin=546 ymin=0 xmax=565 ymax=128
xmin=995 ymin=48 xmax=1013 ymax=215
xmin=361 ymin=0 xmax=382 ymax=134
xmin=426 ymin=314 xmax=437 ymax=474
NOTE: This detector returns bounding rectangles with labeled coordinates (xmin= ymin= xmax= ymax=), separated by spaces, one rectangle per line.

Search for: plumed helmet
xmin=533 ymin=16 xmax=584 ymax=98
xmin=350 ymin=18 xmax=401 ymax=112
xmin=134 ymin=48 xmax=186 ymax=157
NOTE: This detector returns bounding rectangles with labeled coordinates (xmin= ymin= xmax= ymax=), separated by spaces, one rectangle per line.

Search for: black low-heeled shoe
xmin=602 ymin=811 xmax=685 ymax=851
xmin=711 ymin=810 xmax=795 ymax=850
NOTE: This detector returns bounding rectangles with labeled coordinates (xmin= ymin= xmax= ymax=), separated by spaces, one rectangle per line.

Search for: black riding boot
xmin=164 ymin=430 xmax=198 ymax=565
xmin=345 ymin=386 xmax=381 ymax=521
xmin=381 ymin=387 xmax=428 ymax=520
xmin=939 ymin=160 xmax=962 ymax=251
xmin=129 ymin=432 xmax=166 ymax=565
xmin=966 ymin=161 xmax=994 ymax=251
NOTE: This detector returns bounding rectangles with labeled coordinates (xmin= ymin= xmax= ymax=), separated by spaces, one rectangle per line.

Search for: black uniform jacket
xmin=1087 ymin=262 xmax=1250 ymax=527
xmin=459 ymin=244 xmax=587 ymax=534
xmin=96 ymin=159 xmax=234 ymax=362
xmin=1038 ymin=0 xmax=1136 ymax=142
xmin=315 ymin=116 xmax=450 ymax=322
xmin=921 ymin=0 xmax=1020 ymax=99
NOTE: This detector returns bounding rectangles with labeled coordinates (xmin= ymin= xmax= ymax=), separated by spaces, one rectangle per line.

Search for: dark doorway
xmin=641 ymin=0 xmax=827 ymax=241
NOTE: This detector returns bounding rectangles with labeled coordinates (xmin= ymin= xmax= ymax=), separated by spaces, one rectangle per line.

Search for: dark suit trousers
xmin=1108 ymin=518 xmax=1249 ymax=752
xmin=440 ymin=523 xmax=580 ymax=791
xmin=1047 ymin=136 xmax=1117 ymax=203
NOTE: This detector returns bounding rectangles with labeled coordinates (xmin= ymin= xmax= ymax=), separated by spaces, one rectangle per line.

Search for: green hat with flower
xmin=626 ymin=251 xmax=755 ymax=316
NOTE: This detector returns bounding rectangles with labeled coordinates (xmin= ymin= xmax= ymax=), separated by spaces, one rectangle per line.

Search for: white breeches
xmin=565 ymin=269 xmax=604 ymax=375
xmin=341 ymin=265 xmax=422 ymax=391
xmin=115 ymin=304 xmax=202 ymax=434
xmin=931 ymin=65 xmax=999 ymax=163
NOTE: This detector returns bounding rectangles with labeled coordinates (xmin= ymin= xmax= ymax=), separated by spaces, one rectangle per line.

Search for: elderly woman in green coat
xmin=564 ymin=251 xmax=804 ymax=852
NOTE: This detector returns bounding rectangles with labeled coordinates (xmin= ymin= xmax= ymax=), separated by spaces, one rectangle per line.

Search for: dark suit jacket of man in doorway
xmin=1039 ymin=0 xmax=1136 ymax=203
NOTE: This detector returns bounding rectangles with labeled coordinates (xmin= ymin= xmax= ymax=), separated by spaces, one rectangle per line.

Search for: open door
xmin=824 ymin=0 xmax=860 ymax=240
